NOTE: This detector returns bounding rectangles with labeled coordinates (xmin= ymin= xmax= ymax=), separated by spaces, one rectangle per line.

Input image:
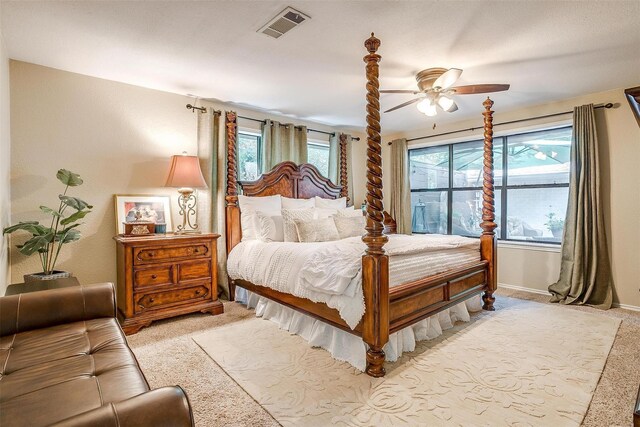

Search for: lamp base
xmin=174 ymin=229 xmax=202 ymax=235
xmin=175 ymin=188 xmax=201 ymax=234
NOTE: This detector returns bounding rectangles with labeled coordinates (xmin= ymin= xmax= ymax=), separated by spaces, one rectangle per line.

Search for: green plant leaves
xmin=59 ymin=195 xmax=93 ymax=211
xmin=60 ymin=229 xmax=81 ymax=243
xmin=40 ymin=206 xmax=62 ymax=217
xmin=60 ymin=210 xmax=91 ymax=225
xmin=56 ymin=169 xmax=83 ymax=186
xmin=5 ymin=168 xmax=92 ymax=272
xmin=3 ymin=221 xmax=50 ymax=236
xmin=17 ymin=233 xmax=54 ymax=256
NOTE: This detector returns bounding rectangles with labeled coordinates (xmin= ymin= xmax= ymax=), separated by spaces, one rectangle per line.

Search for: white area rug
xmin=193 ymin=298 xmax=620 ymax=426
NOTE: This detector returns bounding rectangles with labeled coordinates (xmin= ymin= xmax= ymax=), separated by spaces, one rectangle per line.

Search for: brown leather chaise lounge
xmin=0 ymin=283 xmax=194 ymax=426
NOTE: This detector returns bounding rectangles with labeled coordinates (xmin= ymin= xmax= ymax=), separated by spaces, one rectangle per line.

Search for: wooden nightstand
xmin=113 ymin=233 xmax=223 ymax=334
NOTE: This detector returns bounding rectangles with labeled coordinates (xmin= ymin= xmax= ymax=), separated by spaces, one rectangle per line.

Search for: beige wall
xmin=0 ymin=3 xmax=10 ymax=294
xmin=381 ymin=88 xmax=640 ymax=308
xmin=9 ymin=61 xmax=360 ymax=287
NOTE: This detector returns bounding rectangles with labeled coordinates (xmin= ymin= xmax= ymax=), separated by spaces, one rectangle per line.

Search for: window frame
xmin=409 ymin=125 xmax=572 ymax=245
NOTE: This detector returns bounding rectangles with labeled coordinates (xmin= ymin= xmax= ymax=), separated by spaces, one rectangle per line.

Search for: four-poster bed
xmin=225 ymin=33 xmax=497 ymax=377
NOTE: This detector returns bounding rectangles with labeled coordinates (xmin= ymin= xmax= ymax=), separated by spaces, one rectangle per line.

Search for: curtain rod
xmin=186 ymin=104 xmax=221 ymax=115
xmin=387 ymin=102 xmax=614 ymax=145
xmin=238 ymin=115 xmax=360 ymax=141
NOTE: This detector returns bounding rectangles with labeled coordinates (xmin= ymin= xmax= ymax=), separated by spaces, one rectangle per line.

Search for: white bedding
xmin=227 ymin=234 xmax=480 ymax=329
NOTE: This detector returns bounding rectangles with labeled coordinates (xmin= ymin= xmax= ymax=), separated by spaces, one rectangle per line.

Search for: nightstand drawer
xmin=134 ymin=283 xmax=211 ymax=314
xmin=133 ymin=242 xmax=211 ymax=265
xmin=134 ymin=265 xmax=174 ymax=288
xmin=179 ymin=260 xmax=211 ymax=282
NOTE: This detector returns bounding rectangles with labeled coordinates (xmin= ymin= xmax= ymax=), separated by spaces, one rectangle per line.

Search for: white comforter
xmin=227 ymin=234 xmax=480 ymax=329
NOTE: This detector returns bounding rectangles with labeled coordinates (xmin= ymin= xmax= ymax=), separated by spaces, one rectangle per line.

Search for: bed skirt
xmin=235 ymin=287 xmax=482 ymax=371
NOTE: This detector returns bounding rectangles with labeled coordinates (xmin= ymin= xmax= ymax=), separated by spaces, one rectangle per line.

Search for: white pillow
xmin=315 ymin=208 xmax=339 ymax=219
xmin=333 ymin=215 xmax=366 ymax=239
xmin=314 ymin=196 xmax=347 ymax=209
xmin=255 ymin=211 xmax=285 ymax=242
xmin=282 ymin=197 xmax=314 ymax=209
xmin=334 ymin=207 xmax=364 ymax=218
xmin=281 ymin=209 xmax=316 ymax=242
xmin=238 ymin=195 xmax=282 ymax=240
xmin=294 ymin=218 xmax=340 ymax=243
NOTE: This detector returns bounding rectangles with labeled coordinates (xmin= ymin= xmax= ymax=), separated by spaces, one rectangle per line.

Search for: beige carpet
xmin=192 ymin=297 xmax=620 ymax=426
xmin=126 ymin=289 xmax=640 ymax=426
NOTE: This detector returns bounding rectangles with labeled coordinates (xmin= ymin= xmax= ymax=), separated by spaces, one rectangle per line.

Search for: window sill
xmin=498 ymin=240 xmax=561 ymax=253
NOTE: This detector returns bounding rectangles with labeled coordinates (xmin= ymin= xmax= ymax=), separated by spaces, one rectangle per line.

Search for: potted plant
xmin=544 ymin=212 xmax=564 ymax=239
xmin=3 ymin=169 xmax=92 ymax=283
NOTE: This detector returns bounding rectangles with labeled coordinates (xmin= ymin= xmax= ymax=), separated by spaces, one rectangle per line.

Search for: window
xmin=409 ymin=126 xmax=571 ymax=243
xmin=237 ymin=134 xmax=332 ymax=181
xmin=238 ymin=132 xmax=260 ymax=181
xmin=307 ymin=142 xmax=330 ymax=178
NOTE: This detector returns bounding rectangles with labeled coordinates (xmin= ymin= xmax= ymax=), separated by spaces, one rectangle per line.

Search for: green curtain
xmin=260 ymin=119 xmax=308 ymax=173
xmin=390 ymin=138 xmax=412 ymax=234
xmin=328 ymin=133 xmax=339 ymax=183
xmin=196 ymin=107 xmax=229 ymax=299
xmin=328 ymin=133 xmax=355 ymax=205
xmin=548 ymin=104 xmax=613 ymax=309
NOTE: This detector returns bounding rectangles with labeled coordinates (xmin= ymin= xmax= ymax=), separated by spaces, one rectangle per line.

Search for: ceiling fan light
xmin=417 ymin=99 xmax=437 ymax=116
xmin=437 ymin=95 xmax=456 ymax=112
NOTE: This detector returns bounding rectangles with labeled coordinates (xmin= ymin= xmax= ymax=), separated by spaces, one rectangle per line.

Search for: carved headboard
xmin=225 ymin=161 xmax=342 ymax=255
xmin=239 ymin=161 xmax=341 ymax=199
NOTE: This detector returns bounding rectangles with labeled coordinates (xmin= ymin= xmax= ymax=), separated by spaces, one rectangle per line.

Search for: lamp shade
xmin=165 ymin=154 xmax=208 ymax=188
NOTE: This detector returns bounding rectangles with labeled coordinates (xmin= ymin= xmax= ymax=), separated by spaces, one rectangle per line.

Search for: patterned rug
xmin=193 ymin=297 xmax=620 ymax=426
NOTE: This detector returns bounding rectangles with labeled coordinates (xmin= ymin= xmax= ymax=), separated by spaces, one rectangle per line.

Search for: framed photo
xmin=114 ymin=194 xmax=173 ymax=234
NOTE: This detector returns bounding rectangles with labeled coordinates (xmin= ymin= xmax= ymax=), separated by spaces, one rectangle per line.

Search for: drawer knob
xmin=149 ymin=298 xmax=155 ymax=303
xmin=194 ymin=248 xmax=199 ymax=253
xmin=151 ymin=274 xmax=157 ymax=279
xmin=195 ymin=290 xmax=201 ymax=295
xmin=148 ymin=253 xmax=154 ymax=257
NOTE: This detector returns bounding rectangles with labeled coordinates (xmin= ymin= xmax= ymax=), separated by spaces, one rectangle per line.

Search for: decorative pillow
xmin=315 ymin=208 xmax=339 ymax=219
xmin=282 ymin=197 xmax=314 ymax=209
xmin=294 ymin=218 xmax=340 ymax=243
xmin=334 ymin=207 xmax=364 ymax=218
xmin=238 ymin=195 xmax=282 ymax=240
xmin=281 ymin=208 xmax=316 ymax=242
xmin=333 ymin=215 xmax=366 ymax=239
xmin=314 ymin=196 xmax=347 ymax=210
xmin=255 ymin=211 xmax=284 ymax=242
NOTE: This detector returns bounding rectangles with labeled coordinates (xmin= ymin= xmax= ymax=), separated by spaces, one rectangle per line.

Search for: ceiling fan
xmin=381 ymin=68 xmax=510 ymax=116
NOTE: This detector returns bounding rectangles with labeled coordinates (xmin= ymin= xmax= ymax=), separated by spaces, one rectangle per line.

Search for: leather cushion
xmin=0 ymin=318 xmax=149 ymax=427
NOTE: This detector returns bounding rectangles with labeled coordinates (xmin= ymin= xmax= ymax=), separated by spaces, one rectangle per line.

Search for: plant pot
xmin=23 ymin=271 xmax=72 ymax=283
xmin=551 ymin=228 xmax=563 ymax=239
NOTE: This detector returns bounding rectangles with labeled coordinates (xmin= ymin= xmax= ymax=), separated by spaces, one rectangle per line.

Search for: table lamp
xmin=165 ymin=152 xmax=208 ymax=233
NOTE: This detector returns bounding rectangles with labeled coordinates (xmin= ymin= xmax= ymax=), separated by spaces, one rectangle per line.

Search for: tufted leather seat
xmin=0 ymin=283 xmax=193 ymax=427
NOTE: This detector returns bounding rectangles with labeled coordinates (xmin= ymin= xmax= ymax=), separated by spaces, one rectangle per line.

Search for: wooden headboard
xmin=239 ymin=161 xmax=341 ymax=199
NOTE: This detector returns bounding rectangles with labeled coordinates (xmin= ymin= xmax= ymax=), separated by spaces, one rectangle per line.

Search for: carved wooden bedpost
xmin=339 ymin=133 xmax=349 ymax=201
xmin=362 ymin=33 xmax=389 ymax=377
xmin=225 ymin=111 xmax=239 ymax=301
xmin=480 ymin=98 xmax=497 ymax=311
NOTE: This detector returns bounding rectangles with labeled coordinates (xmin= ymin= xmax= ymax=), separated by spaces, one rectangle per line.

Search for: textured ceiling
xmin=2 ymin=1 xmax=639 ymax=134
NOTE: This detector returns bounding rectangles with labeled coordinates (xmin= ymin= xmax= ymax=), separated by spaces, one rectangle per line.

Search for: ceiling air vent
xmin=258 ymin=7 xmax=310 ymax=39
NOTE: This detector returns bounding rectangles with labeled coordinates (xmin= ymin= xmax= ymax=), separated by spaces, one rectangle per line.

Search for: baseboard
xmin=498 ymin=283 xmax=550 ymax=296
xmin=612 ymin=302 xmax=640 ymax=312
xmin=498 ymin=283 xmax=640 ymax=312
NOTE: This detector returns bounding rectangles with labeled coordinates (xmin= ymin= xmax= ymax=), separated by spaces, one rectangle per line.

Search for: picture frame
xmin=114 ymin=194 xmax=173 ymax=234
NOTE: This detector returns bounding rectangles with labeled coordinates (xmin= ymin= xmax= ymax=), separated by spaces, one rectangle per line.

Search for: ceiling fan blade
xmin=433 ymin=68 xmax=462 ymax=90
xmin=380 ymin=89 xmax=419 ymax=94
xmin=384 ymin=97 xmax=423 ymax=113
xmin=450 ymin=84 xmax=510 ymax=95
